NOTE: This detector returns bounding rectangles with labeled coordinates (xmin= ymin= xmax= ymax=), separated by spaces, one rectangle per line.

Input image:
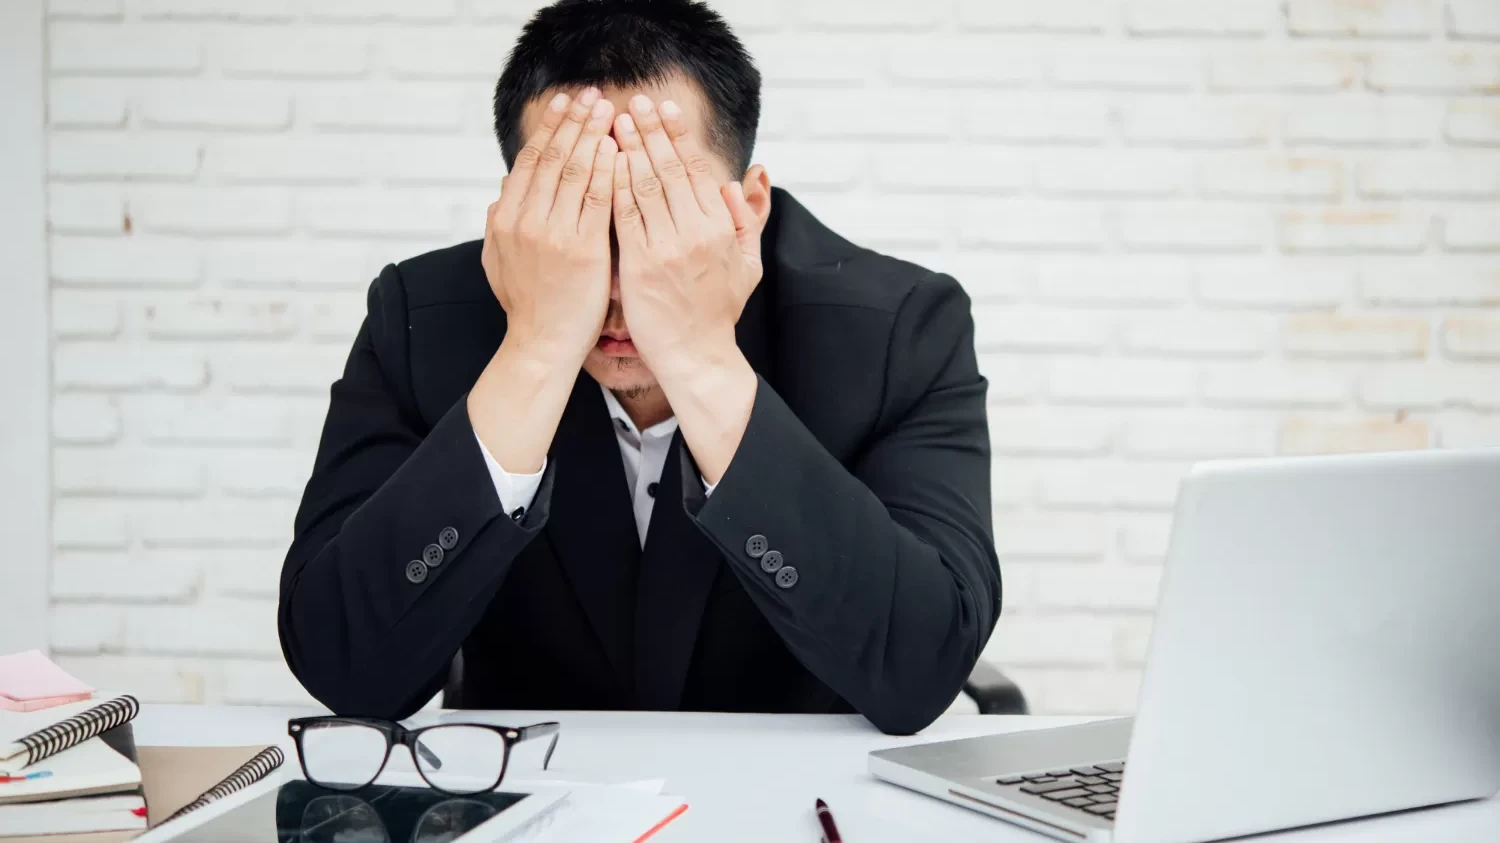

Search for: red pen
xmin=815 ymin=798 xmax=844 ymax=843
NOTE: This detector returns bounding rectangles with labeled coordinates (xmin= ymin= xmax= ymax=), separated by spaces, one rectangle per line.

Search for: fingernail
xmin=660 ymin=100 xmax=680 ymax=119
xmin=579 ymin=87 xmax=600 ymax=106
xmin=591 ymin=99 xmax=611 ymax=119
xmin=631 ymin=95 xmax=654 ymax=113
xmin=549 ymin=93 xmax=568 ymax=112
xmin=617 ymin=114 xmax=636 ymax=134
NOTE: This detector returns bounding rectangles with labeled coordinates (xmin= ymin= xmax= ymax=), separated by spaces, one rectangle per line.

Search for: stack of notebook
xmin=0 ymin=652 xmax=146 ymax=836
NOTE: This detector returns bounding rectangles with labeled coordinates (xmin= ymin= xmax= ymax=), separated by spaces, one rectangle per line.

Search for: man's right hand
xmin=469 ymin=88 xmax=617 ymax=477
xmin=483 ymin=88 xmax=618 ymax=367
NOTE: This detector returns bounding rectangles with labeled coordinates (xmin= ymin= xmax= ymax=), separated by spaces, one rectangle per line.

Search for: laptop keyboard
xmin=994 ymin=761 xmax=1125 ymax=822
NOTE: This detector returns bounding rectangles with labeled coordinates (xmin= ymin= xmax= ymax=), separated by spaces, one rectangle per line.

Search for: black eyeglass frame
xmin=287 ymin=716 xmax=560 ymax=795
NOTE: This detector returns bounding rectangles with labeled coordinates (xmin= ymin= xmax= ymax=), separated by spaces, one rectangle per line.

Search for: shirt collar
xmin=599 ymin=384 xmax=678 ymax=441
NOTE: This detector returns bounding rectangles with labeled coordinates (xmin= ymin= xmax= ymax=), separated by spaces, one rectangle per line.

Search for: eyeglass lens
xmin=299 ymin=721 xmax=390 ymax=790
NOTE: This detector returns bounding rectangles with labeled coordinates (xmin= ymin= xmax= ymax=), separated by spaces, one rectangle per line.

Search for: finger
xmin=483 ymin=199 xmax=499 ymax=257
xmin=482 ymin=199 xmax=502 ymax=294
xmin=614 ymin=112 xmax=674 ymax=239
xmin=551 ymin=97 xmax=615 ymax=226
xmin=522 ymin=87 xmax=600 ymax=222
xmin=497 ymin=92 xmax=569 ymax=221
xmin=485 ymin=195 xmax=500 ymax=243
xmin=629 ymin=95 xmax=701 ymax=222
xmin=659 ymin=99 xmax=727 ymax=220
xmin=722 ymin=181 xmax=761 ymax=268
xmin=721 ymin=181 xmax=759 ymax=257
xmin=612 ymin=149 xmax=648 ymax=247
xmin=579 ymin=135 xmax=617 ymax=236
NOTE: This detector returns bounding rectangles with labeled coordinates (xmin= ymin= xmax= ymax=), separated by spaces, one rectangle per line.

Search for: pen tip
xmin=816 ymin=798 xmax=828 ymax=810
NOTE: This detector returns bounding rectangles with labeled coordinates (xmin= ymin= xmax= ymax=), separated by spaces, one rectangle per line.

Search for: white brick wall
xmin=42 ymin=0 xmax=1500 ymax=717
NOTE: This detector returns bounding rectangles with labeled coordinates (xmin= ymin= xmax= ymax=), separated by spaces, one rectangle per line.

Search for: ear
xmin=738 ymin=164 xmax=772 ymax=229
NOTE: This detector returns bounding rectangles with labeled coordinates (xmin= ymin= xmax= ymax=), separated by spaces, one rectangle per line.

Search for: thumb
xmin=721 ymin=181 xmax=761 ymax=263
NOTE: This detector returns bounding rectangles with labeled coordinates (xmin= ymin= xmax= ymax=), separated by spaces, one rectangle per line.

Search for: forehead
xmin=517 ymin=75 xmax=715 ymax=152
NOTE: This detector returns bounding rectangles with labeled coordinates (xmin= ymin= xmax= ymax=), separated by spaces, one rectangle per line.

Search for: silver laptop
xmin=871 ymin=448 xmax=1500 ymax=843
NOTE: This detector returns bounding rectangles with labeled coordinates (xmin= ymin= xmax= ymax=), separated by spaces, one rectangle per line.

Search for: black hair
xmin=493 ymin=0 xmax=761 ymax=176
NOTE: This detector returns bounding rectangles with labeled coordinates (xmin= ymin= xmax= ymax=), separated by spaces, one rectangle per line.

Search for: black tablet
xmin=149 ymin=779 xmax=566 ymax=842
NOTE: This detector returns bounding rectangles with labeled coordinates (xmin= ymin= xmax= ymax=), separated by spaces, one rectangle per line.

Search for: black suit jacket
xmin=278 ymin=188 xmax=1001 ymax=735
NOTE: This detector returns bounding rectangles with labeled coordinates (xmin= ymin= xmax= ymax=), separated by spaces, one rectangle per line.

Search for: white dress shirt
xmin=475 ymin=385 xmax=714 ymax=547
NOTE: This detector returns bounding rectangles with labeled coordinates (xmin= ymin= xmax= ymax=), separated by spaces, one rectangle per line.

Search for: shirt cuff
xmin=702 ymin=477 xmax=717 ymax=497
xmin=474 ymin=431 xmax=545 ymax=514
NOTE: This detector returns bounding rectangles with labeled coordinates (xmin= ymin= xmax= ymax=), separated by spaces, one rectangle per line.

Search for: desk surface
xmin=135 ymin=706 xmax=1499 ymax=842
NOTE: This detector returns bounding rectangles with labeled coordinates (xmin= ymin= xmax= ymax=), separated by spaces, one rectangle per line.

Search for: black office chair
xmin=962 ymin=660 xmax=1029 ymax=715
xmin=442 ymin=653 xmax=1028 ymax=715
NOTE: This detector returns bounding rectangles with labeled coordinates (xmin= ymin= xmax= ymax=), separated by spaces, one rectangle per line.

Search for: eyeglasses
xmin=287 ymin=717 xmax=560 ymax=795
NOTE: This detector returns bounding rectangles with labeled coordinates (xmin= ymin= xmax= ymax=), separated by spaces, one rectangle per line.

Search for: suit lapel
xmin=545 ymin=372 xmax=639 ymax=692
xmin=632 ymin=282 xmax=775 ymax=710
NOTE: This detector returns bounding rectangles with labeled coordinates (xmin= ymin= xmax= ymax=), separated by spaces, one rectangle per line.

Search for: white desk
xmin=134 ymin=706 xmax=1500 ymax=842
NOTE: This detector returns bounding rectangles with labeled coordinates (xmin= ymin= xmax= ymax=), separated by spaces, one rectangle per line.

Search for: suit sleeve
xmin=278 ymin=264 xmax=553 ymax=719
xmin=686 ymin=272 xmax=1000 ymax=736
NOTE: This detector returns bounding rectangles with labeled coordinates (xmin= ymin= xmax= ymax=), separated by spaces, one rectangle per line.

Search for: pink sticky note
xmin=0 ymin=651 xmax=95 ymax=712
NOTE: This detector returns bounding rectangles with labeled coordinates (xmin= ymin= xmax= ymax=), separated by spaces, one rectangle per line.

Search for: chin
xmin=582 ymin=349 xmax=659 ymax=394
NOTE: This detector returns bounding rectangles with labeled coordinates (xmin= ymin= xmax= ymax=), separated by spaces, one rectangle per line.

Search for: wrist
xmin=653 ymin=341 xmax=755 ymax=423
xmin=468 ymin=335 xmax=581 ymax=476
xmin=643 ymin=332 xmax=741 ymax=391
xmin=499 ymin=327 xmax=590 ymax=377
xmin=655 ymin=345 xmax=757 ymax=487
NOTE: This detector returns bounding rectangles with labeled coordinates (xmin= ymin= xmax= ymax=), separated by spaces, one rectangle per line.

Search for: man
xmin=279 ymin=0 xmax=999 ymax=736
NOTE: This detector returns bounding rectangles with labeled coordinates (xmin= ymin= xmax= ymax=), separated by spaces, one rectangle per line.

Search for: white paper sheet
xmin=502 ymin=787 xmax=688 ymax=843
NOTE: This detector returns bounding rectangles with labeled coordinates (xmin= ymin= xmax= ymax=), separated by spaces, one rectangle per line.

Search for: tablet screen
xmin=166 ymin=780 xmax=536 ymax=842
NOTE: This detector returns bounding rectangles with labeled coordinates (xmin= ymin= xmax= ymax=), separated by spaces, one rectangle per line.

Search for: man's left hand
xmin=611 ymin=94 xmax=763 ymax=484
xmin=611 ymin=94 xmax=762 ymax=380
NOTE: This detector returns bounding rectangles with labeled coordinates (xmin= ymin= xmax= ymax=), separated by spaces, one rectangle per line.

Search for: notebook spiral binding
xmin=17 ymin=695 xmax=140 ymax=767
xmin=164 ymin=746 xmax=285 ymax=824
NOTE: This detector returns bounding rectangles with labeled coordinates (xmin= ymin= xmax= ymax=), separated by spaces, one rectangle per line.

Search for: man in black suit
xmin=279 ymin=0 xmax=1000 ymax=736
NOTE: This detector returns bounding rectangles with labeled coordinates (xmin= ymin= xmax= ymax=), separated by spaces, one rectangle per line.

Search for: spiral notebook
xmin=0 ymin=713 xmax=145 ymax=836
xmin=160 ymin=745 xmax=285 ymax=823
xmin=0 ymin=736 xmax=142 ymax=807
xmin=0 ymin=695 xmax=140 ymax=774
xmin=2 ymin=743 xmax=286 ymax=840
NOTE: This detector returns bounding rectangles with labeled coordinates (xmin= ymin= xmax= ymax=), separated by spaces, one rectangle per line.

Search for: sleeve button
xmin=438 ymin=527 xmax=459 ymax=550
xmin=745 ymin=534 xmax=768 ymax=558
xmin=759 ymin=550 xmax=784 ymax=574
xmin=405 ymin=560 xmax=429 ymax=584
xmin=775 ymin=566 xmax=798 ymax=589
xmin=422 ymin=544 xmax=444 ymax=567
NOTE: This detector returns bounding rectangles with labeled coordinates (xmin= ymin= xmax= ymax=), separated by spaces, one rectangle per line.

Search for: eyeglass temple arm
xmin=517 ymin=722 xmax=561 ymax=770
xmin=413 ymin=740 xmax=444 ymax=770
